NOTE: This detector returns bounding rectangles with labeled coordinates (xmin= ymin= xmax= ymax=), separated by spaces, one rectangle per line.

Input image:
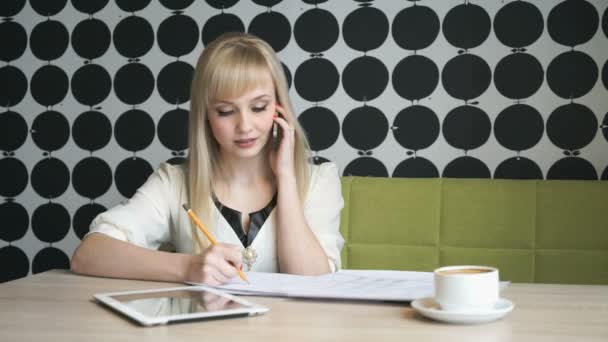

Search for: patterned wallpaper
xmin=1 ymin=0 xmax=607 ymax=282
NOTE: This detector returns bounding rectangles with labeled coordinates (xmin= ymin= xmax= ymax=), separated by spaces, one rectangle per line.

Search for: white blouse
xmin=88 ymin=162 xmax=345 ymax=272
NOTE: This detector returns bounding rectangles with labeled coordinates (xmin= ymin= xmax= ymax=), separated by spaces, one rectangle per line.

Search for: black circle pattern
xmin=442 ymin=54 xmax=492 ymax=101
xmin=0 ymin=111 xmax=28 ymax=152
xmin=0 ymin=66 xmax=27 ymax=107
xmin=157 ymin=108 xmax=189 ymax=151
xmin=113 ymin=16 xmax=154 ymax=59
xmin=548 ymin=0 xmax=599 ymax=47
xmin=547 ymin=51 xmax=598 ymax=99
xmin=30 ymin=65 xmax=69 ymax=107
xmin=31 ymin=111 xmax=70 ymax=152
xmin=71 ymin=64 xmax=112 ymax=106
xmin=294 ymin=8 xmax=339 ymax=53
xmin=30 ymin=0 xmax=67 ymax=17
xmin=393 ymin=105 xmax=440 ymax=151
xmin=71 ymin=18 xmax=111 ymax=60
xmin=393 ymin=55 xmax=439 ymax=101
xmin=392 ymin=5 xmax=440 ymax=51
xmin=295 ymin=58 xmax=339 ymax=102
xmin=157 ymin=14 xmax=199 ymax=57
xmin=0 ymin=246 xmax=29 ymax=282
xmin=73 ymin=203 xmax=106 ymax=240
xmin=0 ymin=202 xmax=29 ymax=242
xmin=114 ymin=109 xmax=156 ymax=152
xmin=30 ymin=20 xmax=69 ymax=61
xmin=494 ymin=104 xmax=544 ymax=152
xmin=494 ymin=1 xmax=544 ymax=48
xmin=298 ymin=106 xmax=340 ymax=152
xmin=443 ymin=3 xmax=491 ymax=50
xmin=114 ymin=63 xmax=155 ymax=105
xmin=32 ymin=202 xmax=70 ymax=243
xmin=0 ymin=21 xmax=27 ymax=62
xmin=2 ymin=0 xmax=608 ymax=283
xmin=342 ymin=105 xmax=388 ymax=151
xmin=0 ymin=0 xmax=25 ymax=17
xmin=157 ymin=61 xmax=193 ymax=105
xmin=32 ymin=247 xmax=70 ymax=274
xmin=72 ymin=157 xmax=112 ymax=199
xmin=72 ymin=111 xmax=112 ymax=152
xmin=494 ymin=53 xmax=544 ymax=100
xmin=31 ymin=157 xmax=70 ymax=199
xmin=115 ymin=157 xmax=153 ymax=198
xmin=342 ymin=56 xmax=388 ymax=102
xmin=0 ymin=158 xmax=28 ymax=197
xmin=248 ymin=11 xmax=291 ymax=52
xmin=202 ymin=13 xmax=245 ymax=46
xmin=443 ymin=105 xmax=492 ymax=151
xmin=343 ymin=6 xmax=389 ymax=52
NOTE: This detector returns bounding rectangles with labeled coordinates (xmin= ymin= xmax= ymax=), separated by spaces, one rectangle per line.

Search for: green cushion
xmin=340 ymin=177 xmax=608 ymax=285
xmin=535 ymin=250 xmax=608 ymax=285
xmin=440 ymin=179 xmax=536 ymax=249
xmin=536 ymin=181 xmax=608 ymax=249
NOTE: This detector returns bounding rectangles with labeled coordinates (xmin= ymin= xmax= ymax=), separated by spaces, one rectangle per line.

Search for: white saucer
xmin=411 ymin=297 xmax=514 ymax=324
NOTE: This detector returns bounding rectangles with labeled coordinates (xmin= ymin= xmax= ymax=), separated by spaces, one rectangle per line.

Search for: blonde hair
xmin=187 ymin=32 xmax=311 ymax=252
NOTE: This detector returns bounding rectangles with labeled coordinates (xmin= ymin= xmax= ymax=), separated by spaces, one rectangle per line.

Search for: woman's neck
xmin=217 ymin=152 xmax=273 ymax=186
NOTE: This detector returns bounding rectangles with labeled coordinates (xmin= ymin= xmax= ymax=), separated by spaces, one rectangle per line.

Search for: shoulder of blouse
xmin=305 ymin=161 xmax=341 ymax=203
xmin=155 ymin=162 xmax=187 ymax=185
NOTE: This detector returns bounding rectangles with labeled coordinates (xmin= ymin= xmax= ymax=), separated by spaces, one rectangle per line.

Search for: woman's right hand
xmin=185 ymin=243 xmax=243 ymax=286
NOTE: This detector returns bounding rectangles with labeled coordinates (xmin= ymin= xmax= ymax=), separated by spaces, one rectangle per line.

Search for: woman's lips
xmin=235 ymin=138 xmax=257 ymax=148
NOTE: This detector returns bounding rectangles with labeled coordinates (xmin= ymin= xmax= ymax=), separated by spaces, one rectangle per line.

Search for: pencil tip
xmin=182 ymin=204 xmax=190 ymax=211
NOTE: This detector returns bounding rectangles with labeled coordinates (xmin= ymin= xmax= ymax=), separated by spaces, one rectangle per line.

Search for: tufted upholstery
xmin=339 ymin=177 xmax=608 ymax=284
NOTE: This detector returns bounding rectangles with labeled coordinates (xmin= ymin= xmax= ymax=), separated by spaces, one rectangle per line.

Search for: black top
xmin=212 ymin=194 xmax=277 ymax=247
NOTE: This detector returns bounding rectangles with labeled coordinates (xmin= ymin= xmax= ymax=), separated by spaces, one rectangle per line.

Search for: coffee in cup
xmin=436 ymin=268 xmax=492 ymax=275
xmin=434 ymin=265 xmax=499 ymax=312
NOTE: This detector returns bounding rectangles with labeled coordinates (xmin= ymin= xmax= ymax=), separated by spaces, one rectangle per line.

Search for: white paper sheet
xmin=188 ymin=270 xmax=436 ymax=302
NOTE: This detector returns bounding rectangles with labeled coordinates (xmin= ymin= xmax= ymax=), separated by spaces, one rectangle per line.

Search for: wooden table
xmin=1 ymin=270 xmax=607 ymax=341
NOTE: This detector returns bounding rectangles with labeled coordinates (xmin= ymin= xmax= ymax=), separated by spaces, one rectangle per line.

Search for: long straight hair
xmin=187 ymin=32 xmax=311 ymax=252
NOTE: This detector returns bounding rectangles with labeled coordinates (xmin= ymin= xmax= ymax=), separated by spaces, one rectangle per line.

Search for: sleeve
xmin=86 ymin=163 xmax=179 ymax=250
xmin=303 ymin=162 xmax=345 ymax=272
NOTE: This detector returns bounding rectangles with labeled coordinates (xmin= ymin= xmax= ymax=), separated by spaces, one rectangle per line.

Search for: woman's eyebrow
xmin=215 ymin=94 xmax=271 ymax=105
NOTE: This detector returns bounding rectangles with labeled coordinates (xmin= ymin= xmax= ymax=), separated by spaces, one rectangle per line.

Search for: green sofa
xmin=339 ymin=177 xmax=608 ymax=285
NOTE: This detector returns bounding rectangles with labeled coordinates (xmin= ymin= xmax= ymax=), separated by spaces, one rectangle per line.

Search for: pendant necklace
xmin=242 ymin=246 xmax=258 ymax=271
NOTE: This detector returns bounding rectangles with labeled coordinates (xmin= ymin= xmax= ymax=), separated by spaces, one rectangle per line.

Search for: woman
xmin=70 ymin=32 xmax=344 ymax=285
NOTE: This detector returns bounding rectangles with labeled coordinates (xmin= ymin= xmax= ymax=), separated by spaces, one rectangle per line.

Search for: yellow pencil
xmin=182 ymin=204 xmax=250 ymax=284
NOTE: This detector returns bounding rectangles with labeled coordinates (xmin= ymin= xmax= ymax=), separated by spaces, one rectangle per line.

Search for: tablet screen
xmin=110 ymin=289 xmax=250 ymax=318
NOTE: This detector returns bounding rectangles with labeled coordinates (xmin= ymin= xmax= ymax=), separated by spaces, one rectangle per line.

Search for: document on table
xmin=188 ymin=270 xmax=436 ymax=302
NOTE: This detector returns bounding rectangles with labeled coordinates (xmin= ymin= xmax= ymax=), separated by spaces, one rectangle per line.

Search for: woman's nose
xmin=236 ymin=112 xmax=253 ymax=131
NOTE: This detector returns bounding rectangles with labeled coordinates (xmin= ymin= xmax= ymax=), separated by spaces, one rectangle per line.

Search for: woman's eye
xmin=252 ymin=105 xmax=267 ymax=113
xmin=217 ymin=109 xmax=233 ymax=116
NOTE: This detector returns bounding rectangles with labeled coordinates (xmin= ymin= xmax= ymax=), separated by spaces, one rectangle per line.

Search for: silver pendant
xmin=242 ymin=246 xmax=258 ymax=272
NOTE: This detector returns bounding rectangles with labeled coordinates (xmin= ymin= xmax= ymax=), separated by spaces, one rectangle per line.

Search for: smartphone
xmin=272 ymin=111 xmax=283 ymax=151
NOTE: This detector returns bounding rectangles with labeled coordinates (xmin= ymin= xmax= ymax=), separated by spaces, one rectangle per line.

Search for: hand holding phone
xmin=272 ymin=111 xmax=283 ymax=151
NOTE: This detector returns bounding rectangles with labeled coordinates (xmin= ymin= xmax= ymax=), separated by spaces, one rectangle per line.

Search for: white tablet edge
xmin=94 ymin=285 xmax=269 ymax=326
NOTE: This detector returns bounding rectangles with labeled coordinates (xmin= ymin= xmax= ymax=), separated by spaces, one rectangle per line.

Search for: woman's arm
xmin=71 ymin=233 xmax=243 ymax=284
xmin=70 ymin=163 xmax=243 ymax=284
xmin=271 ymin=110 xmax=342 ymax=275
xmin=71 ymin=233 xmax=192 ymax=282
xmin=275 ymin=176 xmax=333 ymax=275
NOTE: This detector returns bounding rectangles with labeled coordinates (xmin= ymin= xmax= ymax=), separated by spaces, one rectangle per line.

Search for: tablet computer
xmin=94 ymin=286 xmax=269 ymax=326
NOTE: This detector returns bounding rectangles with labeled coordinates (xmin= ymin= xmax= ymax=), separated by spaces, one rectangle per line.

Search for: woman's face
xmin=207 ymin=74 xmax=276 ymax=160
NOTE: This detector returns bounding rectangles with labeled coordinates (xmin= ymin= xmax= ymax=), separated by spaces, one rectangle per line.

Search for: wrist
xmin=175 ymin=253 xmax=195 ymax=282
xmin=277 ymin=174 xmax=297 ymax=191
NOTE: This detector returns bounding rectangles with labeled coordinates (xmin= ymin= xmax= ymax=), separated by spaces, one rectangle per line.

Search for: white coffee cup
xmin=434 ymin=265 xmax=499 ymax=312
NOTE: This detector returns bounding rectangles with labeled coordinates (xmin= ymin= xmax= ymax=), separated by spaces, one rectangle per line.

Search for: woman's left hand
xmin=269 ymin=104 xmax=296 ymax=182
